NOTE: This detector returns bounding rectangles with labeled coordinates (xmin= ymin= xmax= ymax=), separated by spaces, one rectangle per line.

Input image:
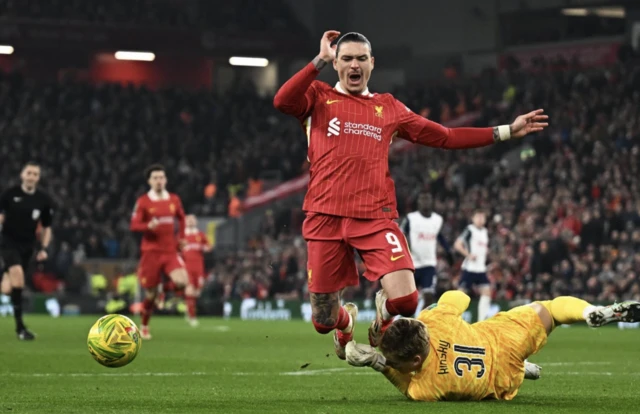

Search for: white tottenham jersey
xmin=401 ymin=211 xmax=443 ymax=268
xmin=458 ymin=225 xmax=489 ymax=273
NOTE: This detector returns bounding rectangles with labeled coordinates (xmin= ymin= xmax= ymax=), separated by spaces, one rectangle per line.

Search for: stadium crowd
xmin=2 ymin=44 xmax=640 ymax=304
xmin=0 ymin=0 xmax=306 ymax=33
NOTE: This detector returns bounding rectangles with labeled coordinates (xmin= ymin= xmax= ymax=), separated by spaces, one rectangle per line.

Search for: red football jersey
xmin=182 ymin=229 xmax=210 ymax=267
xmin=130 ymin=190 xmax=186 ymax=253
xmin=274 ymin=63 xmax=494 ymax=219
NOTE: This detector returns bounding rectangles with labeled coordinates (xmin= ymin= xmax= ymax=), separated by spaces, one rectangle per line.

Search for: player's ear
xmin=370 ymin=55 xmax=375 ymax=70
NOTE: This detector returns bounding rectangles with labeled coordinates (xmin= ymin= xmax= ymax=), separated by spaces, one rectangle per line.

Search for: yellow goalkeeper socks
xmin=539 ymin=297 xmax=598 ymax=329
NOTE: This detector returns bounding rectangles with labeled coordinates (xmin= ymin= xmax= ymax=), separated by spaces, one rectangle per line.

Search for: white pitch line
xmin=280 ymin=368 xmax=350 ymax=376
xmin=542 ymin=362 xmax=612 ymax=367
xmin=545 ymin=372 xmax=614 ymax=376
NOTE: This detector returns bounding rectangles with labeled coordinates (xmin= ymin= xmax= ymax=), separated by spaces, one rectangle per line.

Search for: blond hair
xmin=379 ymin=318 xmax=430 ymax=362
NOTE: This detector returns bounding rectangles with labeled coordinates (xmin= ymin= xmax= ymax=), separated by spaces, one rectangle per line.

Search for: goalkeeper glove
xmin=345 ymin=341 xmax=387 ymax=372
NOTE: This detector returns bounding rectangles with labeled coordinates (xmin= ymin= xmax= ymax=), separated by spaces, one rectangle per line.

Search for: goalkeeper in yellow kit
xmin=345 ymin=290 xmax=640 ymax=401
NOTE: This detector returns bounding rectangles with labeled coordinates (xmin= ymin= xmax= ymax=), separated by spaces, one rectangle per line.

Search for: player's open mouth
xmin=348 ymin=73 xmax=362 ymax=84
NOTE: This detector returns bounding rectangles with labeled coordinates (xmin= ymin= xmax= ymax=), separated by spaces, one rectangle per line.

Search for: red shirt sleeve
xmin=394 ymin=100 xmax=494 ymax=149
xmin=174 ymin=195 xmax=186 ymax=240
xmin=273 ymin=62 xmax=320 ymax=120
xmin=130 ymin=197 xmax=149 ymax=232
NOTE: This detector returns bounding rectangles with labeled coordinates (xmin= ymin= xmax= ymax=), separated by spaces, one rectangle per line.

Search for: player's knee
xmin=144 ymin=289 xmax=157 ymax=300
xmin=8 ymin=265 xmax=25 ymax=284
xmin=529 ymin=302 xmax=554 ymax=336
xmin=170 ymin=269 xmax=188 ymax=287
xmin=185 ymin=284 xmax=197 ymax=297
xmin=387 ymin=290 xmax=419 ymax=317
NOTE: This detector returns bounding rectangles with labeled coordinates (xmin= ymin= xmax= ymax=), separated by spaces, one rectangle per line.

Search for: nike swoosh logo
xmin=390 ymin=255 xmax=405 ymax=262
xmin=326 ymin=99 xmax=342 ymax=105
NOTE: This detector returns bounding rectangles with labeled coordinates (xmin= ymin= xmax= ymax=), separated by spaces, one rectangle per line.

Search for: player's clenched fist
xmin=318 ymin=30 xmax=340 ymax=63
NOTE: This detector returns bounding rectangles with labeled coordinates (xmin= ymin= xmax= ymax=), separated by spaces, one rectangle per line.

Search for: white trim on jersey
xmin=334 ymin=82 xmax=373 ymax=97
xmin=147 ymin=190 xmax=169 ymax=201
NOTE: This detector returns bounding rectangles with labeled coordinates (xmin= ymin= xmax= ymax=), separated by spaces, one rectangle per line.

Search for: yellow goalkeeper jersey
xmin=406 ymin=291 xmax=546 ymax=401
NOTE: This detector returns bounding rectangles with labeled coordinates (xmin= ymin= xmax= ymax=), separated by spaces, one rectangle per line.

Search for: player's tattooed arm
xmin=310 ymin=292 xmax=341 ymax=326
xmin=312 ymin=56 xmax=328 ymax=71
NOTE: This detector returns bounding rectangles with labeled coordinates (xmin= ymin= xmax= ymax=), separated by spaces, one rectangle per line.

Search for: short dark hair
xmin=336 ymin=32 xmax=372 ymax=57
xmin=145 ymin=164 xmax=165 ymax=180
xmin=22 ymin=161 xmax=40 ymax=170
xmin=379 ymin=318 xmax=429 ymax=363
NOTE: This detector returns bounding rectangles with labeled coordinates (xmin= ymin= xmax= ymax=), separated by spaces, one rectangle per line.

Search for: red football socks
xmin=141 ymin=298 xmax=154 ymax=326
xmin=385 ymin=290 xmax=419 ymax=318
xmin=186 ymin=296 xmax=197 ymax=319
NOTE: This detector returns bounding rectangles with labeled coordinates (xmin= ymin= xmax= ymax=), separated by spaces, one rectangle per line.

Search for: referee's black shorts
xmin=1 ymin=242 xmax=34 ymax=274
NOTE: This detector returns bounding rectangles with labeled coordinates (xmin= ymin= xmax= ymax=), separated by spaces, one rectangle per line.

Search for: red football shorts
xmin=302 ymin=212 xmax=414 ymax=294
xmin=186 ymin=263 xmax=205 ymax=289
xmin=137 ymin=251 xmax=185 ymax=289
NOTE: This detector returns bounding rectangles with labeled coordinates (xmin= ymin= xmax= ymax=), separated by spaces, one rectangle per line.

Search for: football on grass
xmin=87 ymin=314 xmax=141 ymax=368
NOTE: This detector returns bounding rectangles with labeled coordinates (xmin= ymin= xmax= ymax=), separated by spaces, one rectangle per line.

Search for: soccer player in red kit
xmin=182 ymin=214 xmax=212 ymax=327
xmin=130 ymin=164 xmax=189 ymax=339
xmin=273 ymin=31 xmax=549 ymax=359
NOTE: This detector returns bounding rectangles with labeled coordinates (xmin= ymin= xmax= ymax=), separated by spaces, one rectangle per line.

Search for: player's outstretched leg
xmin=586 ymin=301 xmax=640 ymax=327
xmin=535 ymin=296 xmax=640 ymax=331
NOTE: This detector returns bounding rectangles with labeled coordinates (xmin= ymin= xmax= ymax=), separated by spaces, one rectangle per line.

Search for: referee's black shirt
xmin=0 ymin=186 xmax=54 ymax=246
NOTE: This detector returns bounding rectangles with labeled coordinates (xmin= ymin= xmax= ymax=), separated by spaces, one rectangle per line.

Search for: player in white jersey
xmin=400 ymin=193 xmax=454 ymax=310
xmin=454 ymin=209 xmax=492 ymax=321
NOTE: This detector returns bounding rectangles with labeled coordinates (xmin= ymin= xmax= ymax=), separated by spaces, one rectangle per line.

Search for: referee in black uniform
xmin=0 ymin=162 xmax=54 ymax=340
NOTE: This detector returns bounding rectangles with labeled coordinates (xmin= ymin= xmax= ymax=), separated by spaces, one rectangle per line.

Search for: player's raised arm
xmin=273 ymin=30 xmax=340 ymax=119
xmin=394 ymin=101 xmax=549 ymax=149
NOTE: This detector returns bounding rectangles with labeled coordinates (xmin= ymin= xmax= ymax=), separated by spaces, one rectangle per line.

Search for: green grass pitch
xmin=0 ymin=315 xmax=638 ymax=413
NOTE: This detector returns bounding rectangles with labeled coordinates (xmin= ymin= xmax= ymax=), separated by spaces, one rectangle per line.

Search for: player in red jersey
xmin=130 ymin=164 xmax=188 ymax=339
xmin=182 ymin=214 xmax=212 ymax=327
xmin=273 ymin=31 xmax=549 ymax=358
